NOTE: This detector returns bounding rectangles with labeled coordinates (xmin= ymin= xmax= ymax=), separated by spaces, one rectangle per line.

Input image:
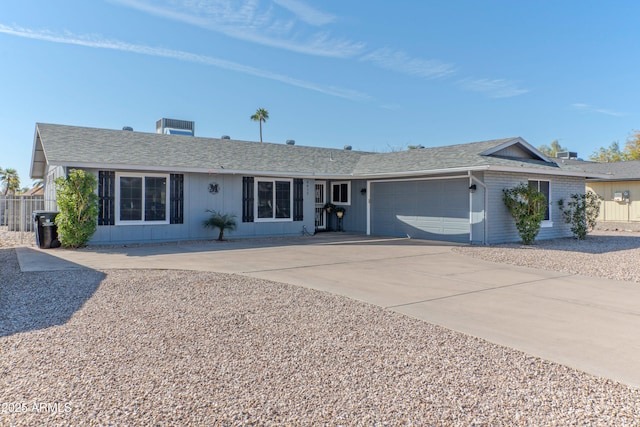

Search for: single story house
xmin=30 ymin=121 xmax=605 ymax=245
xmin=555 ymin=158 xmax=640 ymax=226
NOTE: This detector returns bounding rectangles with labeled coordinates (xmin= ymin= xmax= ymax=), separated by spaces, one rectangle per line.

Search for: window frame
xmin=528 ymin=179 xmax=552 ymax=227
xmin=254 ymin=177 xmax=294 ymax=222
xmin=115 ymin=172 xmax=170 ymax=225
xmin=331 ymin=181 xmax=351 ymax=205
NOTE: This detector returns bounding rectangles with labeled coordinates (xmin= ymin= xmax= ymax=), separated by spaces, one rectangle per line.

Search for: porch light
xmin=469 ymin=184 xmax=477 ymax=193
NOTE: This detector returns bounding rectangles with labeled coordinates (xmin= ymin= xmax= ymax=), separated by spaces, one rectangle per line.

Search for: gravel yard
xmin=453 ymin=230 xmax=640 ymax=284
xmin=2 ymin=229 xmax=640 ymax=425
xmin=0 ymin=227 xmax=34 ymax=249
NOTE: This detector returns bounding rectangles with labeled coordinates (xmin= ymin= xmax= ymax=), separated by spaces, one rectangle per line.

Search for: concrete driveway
xmin=16 ymin=233 xmax=640 ymax=388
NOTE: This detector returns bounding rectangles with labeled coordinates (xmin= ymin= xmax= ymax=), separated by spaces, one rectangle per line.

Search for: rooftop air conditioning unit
xmin=556 ymin=151 xmax=578 ymax=159
xmin=156 ymin=118 xmax=195 ymax=136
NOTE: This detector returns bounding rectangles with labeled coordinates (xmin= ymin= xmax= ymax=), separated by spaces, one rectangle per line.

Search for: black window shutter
xmin=293 ymin=178 xmax=304 ymax=221
xmin=242 ymin=177 xmax=254 ymax=222
xmin=170 ymin=174 xmax=184 ymax=224
xmin=98 ymin=171 xmax=115 ymax=225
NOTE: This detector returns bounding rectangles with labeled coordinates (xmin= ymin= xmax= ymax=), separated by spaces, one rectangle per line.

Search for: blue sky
xmin=1 ymin=1 xmax=639 ymax=187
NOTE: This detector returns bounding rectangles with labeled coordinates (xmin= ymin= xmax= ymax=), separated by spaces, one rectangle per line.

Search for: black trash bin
xmin=33 ymin=211 xmax=61 ymax=249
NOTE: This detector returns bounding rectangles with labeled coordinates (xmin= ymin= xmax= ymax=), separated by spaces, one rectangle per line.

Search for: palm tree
xmin=250 ymin=108 xmax=269 ymax=143
xmin=1 ymin=168 xmax=20 ymax=195
xmin=203 ymin=210 xmax=237 ymax=241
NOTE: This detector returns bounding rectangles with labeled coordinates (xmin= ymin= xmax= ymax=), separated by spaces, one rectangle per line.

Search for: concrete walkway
xmin=15 ymin=234 xmax=640 ymax=389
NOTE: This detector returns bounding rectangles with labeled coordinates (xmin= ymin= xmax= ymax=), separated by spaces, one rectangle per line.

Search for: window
xmin=116 ymin=173 xmax=169 ymax=224
xmin=528 ymin=180 xmax=550 ymax=222
xmin=255 ymin=178 xmax=293 ymax=221
xmin=244 ymin=177 xmax=302 ymax=222
xmin=331 ymin=181 xmax=350 ymax=205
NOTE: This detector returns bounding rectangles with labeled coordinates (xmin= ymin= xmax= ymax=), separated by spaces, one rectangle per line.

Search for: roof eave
xmin=354 ymin=166 xmax=491 ymax=179
xmin=486 ymin=165 xmax=610 ymax=179
xmin=46 ymin=161 xmax=358 ymax=179
xmin=586 ymin=177 xmax=639 ymax=182
xmin=356 ymin=164 xmax=610 ymax=179
xmin=49 ymin=161 xmax=607 ymax=180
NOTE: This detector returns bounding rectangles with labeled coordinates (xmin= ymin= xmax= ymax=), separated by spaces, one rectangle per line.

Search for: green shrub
xmin=502 ymin=183 xmax=547 ymax=245
xmin=54 ymin=169 xmax=99 ymax=248
xmin=203 ymin=210 xmax=237 ymax=241
xmin=557 ymin=191 xmax=602 ymax=239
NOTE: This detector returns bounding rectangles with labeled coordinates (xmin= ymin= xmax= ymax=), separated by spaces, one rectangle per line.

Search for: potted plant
xmin=334 ymin=206 xmax=346 ymax=231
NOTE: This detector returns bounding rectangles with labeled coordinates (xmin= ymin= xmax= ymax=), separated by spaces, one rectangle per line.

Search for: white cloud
xmin=109 ymin=0 xmax=363 ymax=58
xmin=0 ymin=24 xmax=371 ymax=102
xmin=457 ymin=78 xmax=529 ymax=98
xmin=272 ymin=0 xmax=336 ymax=26
xmin=361 ymin=48 xmax=456 ymax=79
xmin=110 ymin=0 xmax=528 ymax=98
xmin=572 ymin=103 xmax=626 ymax=117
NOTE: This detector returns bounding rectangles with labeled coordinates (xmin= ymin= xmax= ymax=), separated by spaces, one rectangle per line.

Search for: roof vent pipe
xmin=344 ymin=145 xmax=352 ymax=150
xmin=286 ymin=139 xmax=295 ymax=145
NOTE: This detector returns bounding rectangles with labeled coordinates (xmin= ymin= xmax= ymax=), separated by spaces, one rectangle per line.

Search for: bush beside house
xmin=54 ymin=170 xmax=99 ymax=248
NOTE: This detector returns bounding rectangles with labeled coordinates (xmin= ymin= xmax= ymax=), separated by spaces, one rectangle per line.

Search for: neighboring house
xmin=555 ymin=158 xmax=640 ymax=225
xmin=20 ymin=186 xmax=44 ymax=196
xmin=30 ymin=121 xmax=604 ymax=245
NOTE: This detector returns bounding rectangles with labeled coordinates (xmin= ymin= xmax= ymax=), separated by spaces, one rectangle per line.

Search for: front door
xmin=315 ymin=181 xmax=327 ymax=230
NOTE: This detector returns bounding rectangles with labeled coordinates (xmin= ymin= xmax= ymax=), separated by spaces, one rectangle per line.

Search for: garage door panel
xmin=371 ymin=179 xmax=470 ymax=242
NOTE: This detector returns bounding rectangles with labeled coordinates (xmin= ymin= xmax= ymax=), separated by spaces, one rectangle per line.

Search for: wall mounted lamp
xmin=469 ymin=184 xmax=477 ymax=193
xmin=360 ymin=188 xmax=367 ymax=195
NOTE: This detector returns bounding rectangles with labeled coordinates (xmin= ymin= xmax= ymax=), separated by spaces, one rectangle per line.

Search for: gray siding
xmin=89 ymin=171 xmax=315 ymax=245
xmin=44 ymin=165 xmax=65 ymax=211
xmin=485 ymin=172 xmax=584 ymax=244
xmin=493 ymin=144 xmax=537 ymax=160
xmin=325 ymin=179 xmax=368 ymax=233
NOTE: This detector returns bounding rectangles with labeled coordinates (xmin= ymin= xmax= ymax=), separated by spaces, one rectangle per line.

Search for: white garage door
xmin=370 ymin=178 xmax=470 ymax=242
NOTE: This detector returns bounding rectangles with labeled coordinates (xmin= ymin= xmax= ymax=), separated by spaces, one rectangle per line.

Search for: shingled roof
xmin=31 ymin=123 xmax=602 ymax=179
xmin=352 ymin=137 xmax=574 ymax=176
xmin=553 ymin=158 xmax=640 ymax=181
xmin=31 ymin=123 xmax=366 ymax=179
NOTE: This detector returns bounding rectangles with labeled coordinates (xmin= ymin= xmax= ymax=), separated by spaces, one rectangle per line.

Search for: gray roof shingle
xmin=352 ymin=137 xmax=563 ymax=175
xmin=32 ymin=123 xmax=598 ymax=179
xmin=35 ymin=123 xmax=366 ymax=177
xmin=553 ymin=159 xmax=640 ymax=181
